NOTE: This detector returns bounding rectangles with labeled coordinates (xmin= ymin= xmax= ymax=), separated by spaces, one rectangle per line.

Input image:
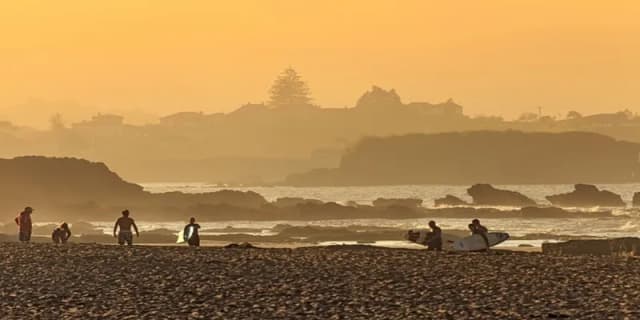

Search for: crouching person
xmin=52 ymin=222 xmax=72 ymax=244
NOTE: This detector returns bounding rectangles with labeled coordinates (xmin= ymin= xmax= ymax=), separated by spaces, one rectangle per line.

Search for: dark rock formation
xmin=467 ymin=184 xmax=537 ymax=207
xmin=224 ymin=242 xmax=256 ymax=249
xmin=372 ymin=198 xmax=423 ymax=209
xmin=545 ymin=184 xmax=625 ymax=207
xmin=633 ymin=192 xmax=640 ymax=207
xmin=434 ymin=195 xmax=469 ymax=207
xmin=285 ymin=131 xmax=640 ymax=186
xmin=542 ymin=238 xmax=640 ymax=256
xmin=0 ymin=156 xmax=267 ymax=221
xmin=0 ymin=156 xmax=626 ymax=222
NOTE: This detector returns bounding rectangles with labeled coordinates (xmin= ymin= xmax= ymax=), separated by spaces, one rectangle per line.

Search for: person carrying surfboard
xmin=183 ymin=217 xmax=201 ymax=247
xmin=14 ymin=207 xmax=33 ymax=243
xmin=113 ymin=210 xmax=139 ymax=246
xmin=468 ymin=219 xmax=490 ymax=249
xmin=426 ymin=220 xmax=442 ymax=251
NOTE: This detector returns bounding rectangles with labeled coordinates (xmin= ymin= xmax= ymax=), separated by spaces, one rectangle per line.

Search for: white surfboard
xmin=452 ymin=232 xmax=510 ymax=251
xmin=176 ymin=229 xmax=185 ymax=244
xmin=185 ymin=225 xmax=195 ymax=240
xmin=405 ymin=229 xmax=462 ymax=251
xmin=177 ymin=225 xmax=196 ymax=244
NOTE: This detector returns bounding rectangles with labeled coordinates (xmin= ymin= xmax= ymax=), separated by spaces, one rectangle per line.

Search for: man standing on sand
xmin=113 ymin=210 xmax=139 ymax=246
xmin=183 ymin=217 xmax=201 ymax=247
xmin=426 ymin=220 xmax=442 ymax=251
xmin=14 ymin=207 xmax=33 ymax=243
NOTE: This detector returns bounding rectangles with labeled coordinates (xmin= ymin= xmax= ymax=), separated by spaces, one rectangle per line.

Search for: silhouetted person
xmin=426 ymin=220 xmax=442 ymax=251
xmin=14 ymin=207 xmax=33 ymax=243
xmin=469 ymin=219 xmax=490 ymax=249
xmin=52 ymin=222 xmax=72 ymax=244
xmin=113 ymin=210 xmax=139 ymax=246
xmin=183 ymin=217 xmax=201 ymax=247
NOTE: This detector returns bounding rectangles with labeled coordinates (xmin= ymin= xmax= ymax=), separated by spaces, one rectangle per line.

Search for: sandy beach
xmin=0 ymin=243 xmax=638 ymax=319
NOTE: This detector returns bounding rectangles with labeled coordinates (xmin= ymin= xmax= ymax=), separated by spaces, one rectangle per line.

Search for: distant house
xmin=72 ymin=113 xmax=124 ymax=129
xmin=406 ymin=99 xmax=463 ymax=117
xmin=229 ymin=103 xmax=270 ymax=117
xmin=159 ymin=112 xmax=207 ymax=127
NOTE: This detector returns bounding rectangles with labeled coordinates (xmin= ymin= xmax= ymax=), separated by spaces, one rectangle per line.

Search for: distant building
xmin=406 ymin=99 xmax=463 ymax=116
xmin=159 ymin=112 xmax=206 ymax=127
xmin=72 ymin=113 xmax=124 ymax=129
xmin=71 ymin=114 xmax=127 ymax=142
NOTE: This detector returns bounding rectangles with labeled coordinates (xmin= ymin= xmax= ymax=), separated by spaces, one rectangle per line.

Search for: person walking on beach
xmin=14 ymin=207 xmax=33 ymax=243
xmin=52 ymin=222 xmax=72 ymax=244
xmin=113 ymin=210 xmax=139 ymax=246
xmin=468 ymin=219 xmax=490 ymax=249
xmin=183 ymin=217 xmax=201 ymax=247
xmin=426 ymin=220 xmax=442 ymax=251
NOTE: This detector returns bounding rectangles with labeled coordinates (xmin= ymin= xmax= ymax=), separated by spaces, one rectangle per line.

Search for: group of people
xmin=15 ymin=207 xmax=74 ymax=244
xmin=14 ymin=207 xmax=201 ymax=247
xmin=14 ymin=206 xmax=487 ymax=250
xmin=423 ymin=218 xmax=490 ymax=251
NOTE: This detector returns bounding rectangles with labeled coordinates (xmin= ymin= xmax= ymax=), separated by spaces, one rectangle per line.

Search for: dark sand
xmin=1 ymin=243 xmax=639 ymax=319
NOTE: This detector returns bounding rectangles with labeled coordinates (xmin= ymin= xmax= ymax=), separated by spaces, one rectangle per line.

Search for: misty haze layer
xmin=2 ymin=86 xmax=640 ymax=184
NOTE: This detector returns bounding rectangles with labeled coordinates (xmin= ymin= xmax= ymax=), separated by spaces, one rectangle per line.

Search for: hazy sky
xmin=1 ymin=0 xmax=639 ymax=126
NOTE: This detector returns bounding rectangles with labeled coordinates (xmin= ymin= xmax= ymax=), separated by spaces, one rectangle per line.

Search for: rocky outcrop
xmin=545 ymin=184 xmax=625 ymax=207
xmin=285 ymin=131 xmax=640 ymax=186
xmin=633 ymin=192 xmax=640 ymax=207
xmin=467 ymin=184 xmax=537 ymax=207
xmin=0 ymin=156 xmax=267 ymax=221
xmin=372 ymin=198 xmax=423 ymax=209
xmin=434 ymin=195 xmax=469 ymax=207
xmin=542 ymin=238 xmax=640 ymax=256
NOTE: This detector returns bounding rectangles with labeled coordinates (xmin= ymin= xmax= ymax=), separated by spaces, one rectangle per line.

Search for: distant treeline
xmin=1 ymin=86 xmax=640 ymax=184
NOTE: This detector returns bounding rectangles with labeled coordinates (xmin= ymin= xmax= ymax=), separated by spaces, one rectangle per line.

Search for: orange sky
xmin=1 ymin=1 xmax=639 ymax=126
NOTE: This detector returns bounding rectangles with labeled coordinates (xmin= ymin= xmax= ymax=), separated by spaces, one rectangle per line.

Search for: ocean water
xmin=21 ymin=183 xmax=638 ymax=248
xmin=121 ymin=183 xmax=640 ymax=248
xmin=140 ymin=182 xmax=640 ymax=209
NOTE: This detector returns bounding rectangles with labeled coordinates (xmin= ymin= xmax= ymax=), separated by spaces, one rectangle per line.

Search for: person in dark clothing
xmin=426 ymin=220 xmax=442 ymax=251
xmin=468 ymin=219 xmax=490 ymax=249
xmin=15 ymin=207 xmax=33 ymax=243
xmin=52 ymin=222 xmax=72 ymax=244
xmin=183 ymin=217 xmax=201 ymax=247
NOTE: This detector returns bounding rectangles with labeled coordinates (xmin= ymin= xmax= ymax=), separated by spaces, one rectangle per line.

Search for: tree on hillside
xmin=50 ymin=113 xmax=66 ymax=131
xmin=268 ymin=68 xmax=313 ymax=108
xmin=355 ymin=86 xmax=403 ymax=109
xmin=566 ymin=110 xmax=582 ymax=119
xmin=517 ymin=112 xmax=538 ymax=122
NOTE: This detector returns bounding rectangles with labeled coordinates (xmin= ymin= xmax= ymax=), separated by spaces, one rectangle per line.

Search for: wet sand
xmin=1 ymin=243 xmax=638 ymax=319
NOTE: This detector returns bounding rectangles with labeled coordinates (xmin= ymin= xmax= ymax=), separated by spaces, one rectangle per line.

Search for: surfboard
xmin=176 ymin=229 xmax=185 ymax=244
xmin=451 ymin=232 xmax=510 ymax=251
xmin=185 ymin=225 xmax=195 ymax=241
xmin=177 ymin=226 xmax=196 ymax=244
xmin=405 ymin=229 xmax=462 ymax=251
